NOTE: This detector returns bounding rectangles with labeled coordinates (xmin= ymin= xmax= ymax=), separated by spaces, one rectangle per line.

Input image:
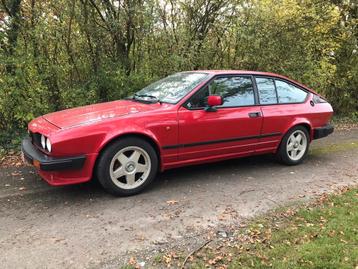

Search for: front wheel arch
xmin=92 ymin=133 xmax=161 ymax=181
xmin=95 ymin=136 xmax=159 ymax=196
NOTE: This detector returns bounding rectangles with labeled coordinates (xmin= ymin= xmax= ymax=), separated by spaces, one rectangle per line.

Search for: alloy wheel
xmin=286 ymin=130 xmax=308 ymax=161
xmin=109 ymin=146 xmax=151 ymax=190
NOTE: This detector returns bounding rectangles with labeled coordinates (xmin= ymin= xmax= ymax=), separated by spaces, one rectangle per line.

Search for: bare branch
xmin=88 ymin=0 xmax=110 ymax=29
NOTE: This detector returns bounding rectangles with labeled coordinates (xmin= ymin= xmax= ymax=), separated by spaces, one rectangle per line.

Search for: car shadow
xmin=3 ymin=151 xmax=329 ymax=208
xmin=53 ymin=154 xmax=280 ymax=197
xmin=154 ymin=154 xmax=277 ymax=184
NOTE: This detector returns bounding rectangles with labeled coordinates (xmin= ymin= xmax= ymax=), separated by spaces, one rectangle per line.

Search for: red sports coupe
xmin=22 ymin=70 xmax=334 ymax=195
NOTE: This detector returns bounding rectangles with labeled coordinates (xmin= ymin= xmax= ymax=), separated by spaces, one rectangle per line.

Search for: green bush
xmin=0 ymin=0 xmax=357 ymax=151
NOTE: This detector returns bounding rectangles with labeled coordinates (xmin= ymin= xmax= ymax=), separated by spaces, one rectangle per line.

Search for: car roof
xmin=190 ymin=69 xmax=293 ymax=79
xmin=186 ymin=70 xmax=317 ymax=94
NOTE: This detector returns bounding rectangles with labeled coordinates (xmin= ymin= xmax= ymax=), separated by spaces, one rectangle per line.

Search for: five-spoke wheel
xmin=96 ymin=137 xmax=158 ymax=196
xmin=286 ymin=130 xmax=308 ymax=161
xmin=277 ymin=126 xmax=310 ymax=165
xmin=109 ymin=146 xmax=151 ymax=190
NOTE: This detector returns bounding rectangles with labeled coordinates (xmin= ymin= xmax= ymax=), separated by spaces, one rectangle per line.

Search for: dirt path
xmin=0 ymin=129 xmax=357 ymax=269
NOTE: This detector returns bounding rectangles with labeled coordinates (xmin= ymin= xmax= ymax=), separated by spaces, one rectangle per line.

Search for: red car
xmin=22 ymin=70 xmax=334 ymax=196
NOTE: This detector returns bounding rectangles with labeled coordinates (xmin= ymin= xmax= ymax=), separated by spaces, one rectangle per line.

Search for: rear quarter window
xmin=275 ymin=80 xmax=308 ymax=103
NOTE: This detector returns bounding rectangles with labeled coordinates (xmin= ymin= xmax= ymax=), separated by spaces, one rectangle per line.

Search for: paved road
xmin=1 ymin=129 xmax=358 ymax=268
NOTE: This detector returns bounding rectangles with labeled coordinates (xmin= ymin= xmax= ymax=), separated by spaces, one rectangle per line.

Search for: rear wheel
xmin=277 ymin=126 xmax=310 ymax=165
xmin=96 ymin=137 xmax=158 ymax=196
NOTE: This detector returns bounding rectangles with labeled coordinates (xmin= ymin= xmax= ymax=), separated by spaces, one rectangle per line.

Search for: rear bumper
xmin=21 ymin=138 xmax=86 ymax=171
xmin=313 ymin=124 xmax=334 ymax=140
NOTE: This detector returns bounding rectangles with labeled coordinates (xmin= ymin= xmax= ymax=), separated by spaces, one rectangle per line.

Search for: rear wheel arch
xmin=295 ymin=123 xmax=312 ymax=139
xmin=277 ymin=125 xmax=310 ymax=165
xmin=276 ymin=122 xmax=312 ymax=153
xmin=283 ymin=122 xmax=313 ymax=141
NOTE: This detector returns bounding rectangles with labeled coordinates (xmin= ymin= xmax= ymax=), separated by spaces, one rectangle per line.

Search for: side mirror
xmin=206 ymin=95 xmax=223 ymax=112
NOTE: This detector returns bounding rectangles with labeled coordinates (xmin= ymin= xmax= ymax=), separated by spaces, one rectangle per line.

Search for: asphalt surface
xmin=0 ymin=129 xmax=357 ymax=268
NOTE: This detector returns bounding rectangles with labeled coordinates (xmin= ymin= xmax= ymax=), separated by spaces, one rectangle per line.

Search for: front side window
xmin=134 ymin=72 xmax=209 ymax=104
xmin=187 ymin=76 xmax=255 ymax=109
xmin=275 ymin=80 xmax=308 ymax=103
xmin=256 ymin=77 xmax=277 ymax=105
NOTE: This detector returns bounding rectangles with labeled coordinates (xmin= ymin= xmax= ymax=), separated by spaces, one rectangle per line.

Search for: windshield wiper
xmin=132 ymin=94 xmax=162 ymax=104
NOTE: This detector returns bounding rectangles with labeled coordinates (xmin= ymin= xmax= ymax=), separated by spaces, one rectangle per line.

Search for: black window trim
xmin=182 ymin=73 xmax=311 ymax=110
xmin=183 ymin=74 xmax=259 ymax=110
xmin=254 ymin=76 xmax=278 ymax=105
xmin=254 ymin=75 xmax=310 ymax=106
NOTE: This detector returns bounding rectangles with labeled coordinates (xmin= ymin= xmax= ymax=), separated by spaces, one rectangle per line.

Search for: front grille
xmin=29 ymin=131 xmax=42 ymax=148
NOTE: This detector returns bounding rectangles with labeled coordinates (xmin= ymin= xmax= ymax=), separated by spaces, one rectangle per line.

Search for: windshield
xmin=134 ymin=72 xmax=209 ymax=104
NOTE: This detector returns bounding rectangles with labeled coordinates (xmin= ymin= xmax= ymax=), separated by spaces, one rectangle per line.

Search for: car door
xmin=254 ymin=76 xmax=310 ymax=153
xmin=177 ymin=75 xmax=263 ymax=161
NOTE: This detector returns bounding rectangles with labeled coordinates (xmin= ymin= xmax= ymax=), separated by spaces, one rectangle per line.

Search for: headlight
xmin=46 ymin=138 xmax=52 ymax=152
xmin=41 ymin=135 xmax=46 ymax=149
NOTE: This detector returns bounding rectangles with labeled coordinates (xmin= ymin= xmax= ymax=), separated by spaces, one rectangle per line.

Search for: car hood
xmin=43 ymin=100 xmax=161 ymax=129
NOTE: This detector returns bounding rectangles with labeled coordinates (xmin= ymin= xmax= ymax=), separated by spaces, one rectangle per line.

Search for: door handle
xmin=248 ymin=112 xmax=262 ymax=118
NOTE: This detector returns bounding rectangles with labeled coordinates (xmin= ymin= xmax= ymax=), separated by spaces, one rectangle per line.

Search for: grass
xmin=310 ymin=140 xmax=358 ymax=155
xmin=187 ymin=187 xmax=358 ymax=269
xmin=122 ymin=188 xmax=358 ymax=268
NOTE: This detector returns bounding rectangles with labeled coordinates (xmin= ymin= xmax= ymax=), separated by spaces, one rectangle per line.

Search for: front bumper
xmin=21 ymin=138 xmax=86 ymax=171
xmin=313 ymin=124 xmax=334 ymax=140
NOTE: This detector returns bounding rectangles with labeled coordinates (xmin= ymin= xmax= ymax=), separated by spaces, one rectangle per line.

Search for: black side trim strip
xmin=162 ymin=132 xmax=282 ymax=150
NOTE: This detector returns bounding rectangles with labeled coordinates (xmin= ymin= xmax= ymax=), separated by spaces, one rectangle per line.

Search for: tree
xmin=0 ymin=0 xmax=357 ymax=142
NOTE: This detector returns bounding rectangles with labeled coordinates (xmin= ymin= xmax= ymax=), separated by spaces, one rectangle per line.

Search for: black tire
xmin=277 ymin=125 xmax=310 ymax=165
xmin=96 ymin=137 xmax=158 ymax=196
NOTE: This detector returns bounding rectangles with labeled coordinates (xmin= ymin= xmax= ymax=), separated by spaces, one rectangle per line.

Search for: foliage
xmin=0 ymin=0 xmax=357 ymax=145
xmin=151 ymin=187 xmax=357 ymax=268
xmin=224 ymin=188 xmax=358 ymax=269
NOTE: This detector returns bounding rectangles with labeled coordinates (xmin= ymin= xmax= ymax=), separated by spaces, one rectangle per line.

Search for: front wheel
xmin=277 ymin=126 xmax=310 ymax=165
xmin=96 ymin=137 xmax=158 ymax=196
